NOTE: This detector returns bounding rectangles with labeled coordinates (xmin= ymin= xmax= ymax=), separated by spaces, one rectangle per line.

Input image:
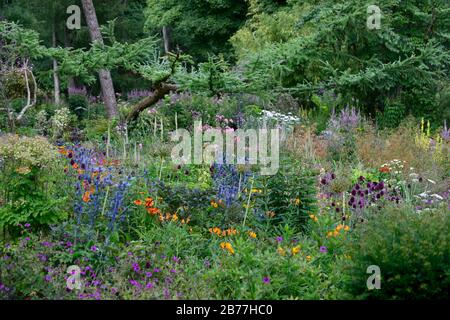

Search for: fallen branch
xmin=126 ymin=83 xmax=177 ymax=123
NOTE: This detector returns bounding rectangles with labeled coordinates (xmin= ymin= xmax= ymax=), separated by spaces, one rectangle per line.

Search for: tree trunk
xmin=81 ymin=0 xmax=118 ymax=119
xmin=64 ymin=27 xmax=77 ymax=94
xmin=162 ymin=26 xmax=170 ymax=53
xmin=52 ymin=27 xmax=61 ymax=105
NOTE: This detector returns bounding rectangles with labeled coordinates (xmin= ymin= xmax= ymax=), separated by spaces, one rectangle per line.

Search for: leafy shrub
xmin=340 ymin=205 xmax=450 ymax=300
xmin=67 ymin=94 xmax=88 ymax=120
xmin=0 ymin=134 xmax=67 ymax=234
xmin=255 ymin=157 xmax=318 ymax=231
xmin=376 ymin=101 xmax=406 ymax=129
xmin=204 ymin=234 xmax=340 ymax=299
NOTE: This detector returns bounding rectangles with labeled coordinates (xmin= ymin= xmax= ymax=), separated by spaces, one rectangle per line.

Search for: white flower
xmin=431 ymin=194 xmax=443 ymax=201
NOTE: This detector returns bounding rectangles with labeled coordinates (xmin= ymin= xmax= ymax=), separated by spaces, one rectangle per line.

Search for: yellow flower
xmin=291 ymin=246 xmax=301 ymax=256
xmin=306 ymin=255 xmax=312 ymax=262
xmin=333 ymin=230 xmax=339 ymax=237
xmin=220 ymin=242 xmax=234 ymax=254
xmin=211 ymin=201 xmax=218 ymax=208
xmin=309 ymin=214 xmax=318 ymax=222
xmin=295 ymin=198 xmax=301 ymax=205
xmin=336 ymin=224 xmax=344 ymax=232
xmin=344 ymin=225 xmax=350 ymax=232
xmin=327 ymin=231 xmax=333 ymax=238
xmin=277 ymin=247 xmax=286 ymax=256
xmin=248 ymin=231 xmax=257 ymax=239
xmin=171 ymin=214 xmax=178 ymax=222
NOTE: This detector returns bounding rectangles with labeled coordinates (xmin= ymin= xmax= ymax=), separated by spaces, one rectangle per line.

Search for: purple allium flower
xmin=90 ymin=245 xmax=98 ymax=252
xmin=276 ymin=236 xmax=283 ymax=243
xmin=145 ymin=272 xmax=153 ymax=278
xmin=172 ymin=256 xmax=180 ymax=263
xmin=44 ymin=275 xmax=52 ymax=282
xmin=263 ymin=276 xmax=271 ymax=284
xmin=170 ymin=269 xmax=176 ymax=273
xmin=319 ymin=246 xmax=328 ymax=253
xmin=25 ymin=223 xmax=31 ymax=228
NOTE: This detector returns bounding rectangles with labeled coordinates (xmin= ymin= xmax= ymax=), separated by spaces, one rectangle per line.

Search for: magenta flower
xmin=132 ymin=263 xmax=140 ymax=272
xmin=319 ymin=246 xmax=328 ymax=253
xmin=129 ymin=280 xmax=141 ymax=288
xmin=90 ymin=245 xmax=98 ymax=252
xmin=276 ymin=236 xmax=283 ymax=243
xmin=263 ymin=276 xmax=271 ymax=284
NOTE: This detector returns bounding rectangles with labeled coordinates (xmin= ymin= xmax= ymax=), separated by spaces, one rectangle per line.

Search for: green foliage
xmin=340 ymin=205 xmax=450 ymax=299
xmin=67 ymin=94 xmax=88 ymax=120
xmin=205 ymin=234 xmax=340 ymax=299
xmin=234 ymin=0 xmax=450 ymax=124
xmin=0 ymin=135 xmax=67 ymax=234
xmin=376 ymin=100 xmax=406 ymax=129
xmin=145 ymin=0 xmax=248 ymax=61
xmin=256 ymin=157 xmax=318 ymax=231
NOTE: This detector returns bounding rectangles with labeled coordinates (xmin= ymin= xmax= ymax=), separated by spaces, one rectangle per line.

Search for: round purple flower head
xmin=263 ymin=277 xmax=271 ymax=284
xmin=319 ymin=246 xmax=328 ymax=253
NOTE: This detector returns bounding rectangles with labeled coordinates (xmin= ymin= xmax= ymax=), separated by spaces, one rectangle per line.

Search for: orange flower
xmin=82 ymin=191 xmax=91 ymax=203
xmin=147 ymin=207 xmax=160 ymax=216
xmin=134 ymin=199 xmax=143 ymax=206
xmin=72 ymin=163 xmax=79 ymax=169
xmin=145 ymin=197 xmax=154 ymax=208
xmin=379 ymin=166 xmax=391 ymax=173
xmin=248 ymin=231 xmax=257 ymax=239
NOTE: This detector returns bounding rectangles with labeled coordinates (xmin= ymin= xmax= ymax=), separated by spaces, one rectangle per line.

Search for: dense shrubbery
xmin=340 ymin=205 xmax=450 ymax=300
xmin=0 ymin=0 xmax=449 ymax=301
xmin=0 ymin=135 xmax=68 ymax=235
